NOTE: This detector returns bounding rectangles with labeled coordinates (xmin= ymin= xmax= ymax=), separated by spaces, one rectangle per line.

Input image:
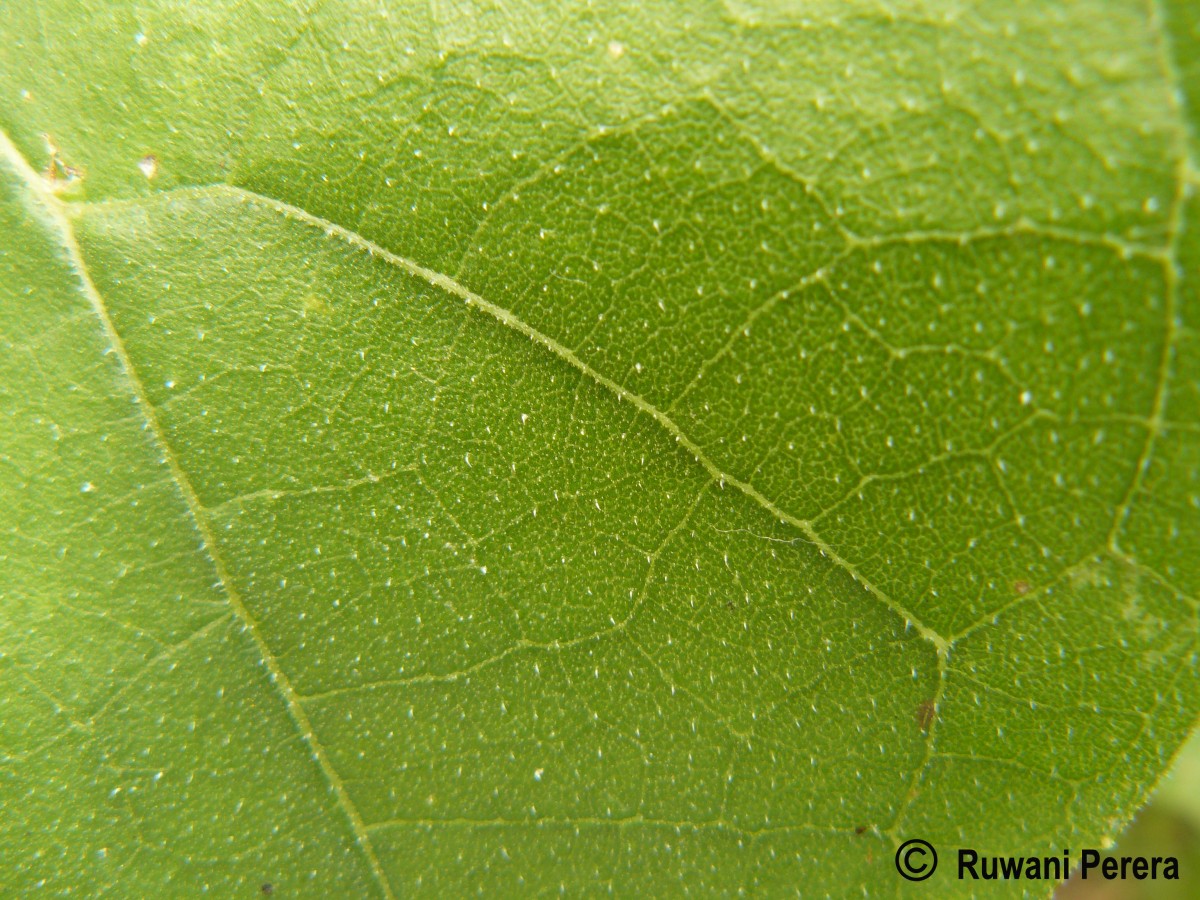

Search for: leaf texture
xmin=1 ymin=1 xmax=1198 ymax=895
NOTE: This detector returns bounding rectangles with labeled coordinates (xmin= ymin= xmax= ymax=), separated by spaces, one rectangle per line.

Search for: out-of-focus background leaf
xmin=1060 ymin=725 xmax=1200 ymax=899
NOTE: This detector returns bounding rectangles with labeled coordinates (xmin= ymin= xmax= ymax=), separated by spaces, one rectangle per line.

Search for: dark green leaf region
xmin=1 ymin=1 xmax=1198 ymax=896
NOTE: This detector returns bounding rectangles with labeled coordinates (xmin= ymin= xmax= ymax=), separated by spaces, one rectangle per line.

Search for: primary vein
xmin=0 ymin=129 xmax=397 ymax=900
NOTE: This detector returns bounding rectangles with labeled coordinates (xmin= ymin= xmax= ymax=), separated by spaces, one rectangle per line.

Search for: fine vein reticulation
xmin=2 ymin=2 xmax=1198 ymax=896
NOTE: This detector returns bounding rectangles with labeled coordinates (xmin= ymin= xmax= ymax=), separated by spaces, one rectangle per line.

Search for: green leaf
xmin=2 ymin=2 xmax=1197 ymax=895
xmin=1059 ymin=727 xmax=1200 ymax=899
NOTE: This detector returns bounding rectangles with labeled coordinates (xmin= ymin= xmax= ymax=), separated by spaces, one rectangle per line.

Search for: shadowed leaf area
xmin=0 ymin=1 xmax=1198 ymax=896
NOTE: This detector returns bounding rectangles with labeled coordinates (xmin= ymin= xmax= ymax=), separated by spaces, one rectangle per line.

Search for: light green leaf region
xmin=1 ymin=1 xmax=1198 ymax=896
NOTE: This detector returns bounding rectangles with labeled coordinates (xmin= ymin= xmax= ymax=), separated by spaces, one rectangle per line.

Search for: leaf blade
xmin=2 ymin=2 xmax=1198 ymax=896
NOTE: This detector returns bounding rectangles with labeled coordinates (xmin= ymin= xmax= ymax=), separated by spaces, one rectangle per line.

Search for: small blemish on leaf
xmin=916 ymin=699 xmax=937 ymax=733
xmin=40 ymin=133 xmax=84 ymax=193
xmin=1013 ymin=580 xmax=1031 ymax=595
xmin=138 ymin=154 xmax=158 ymax=179
xmin=260 ymin=884 xmax=274 ymax=896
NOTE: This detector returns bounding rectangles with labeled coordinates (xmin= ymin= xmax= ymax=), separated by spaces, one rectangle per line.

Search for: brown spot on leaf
xmin=39 ymin=133 xmax=83 ymax=192
xmin=916 ymin=699 xmax=937 ymax=733
xmin=1014 ymin=579 xmax=1031 ymax=595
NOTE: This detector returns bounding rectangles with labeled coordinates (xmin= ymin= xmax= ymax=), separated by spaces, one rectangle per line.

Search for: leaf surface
xmin=1 ymin=1 xmax=1198 ymax=895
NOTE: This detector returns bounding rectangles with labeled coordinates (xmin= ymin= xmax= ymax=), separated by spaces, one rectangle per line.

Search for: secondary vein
xmin=205 ymin=180 xmax=949 ymax=654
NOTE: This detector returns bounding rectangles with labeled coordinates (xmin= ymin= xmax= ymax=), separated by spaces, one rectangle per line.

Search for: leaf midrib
xmin=0 ymin=128 xmax=397 ymax=900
